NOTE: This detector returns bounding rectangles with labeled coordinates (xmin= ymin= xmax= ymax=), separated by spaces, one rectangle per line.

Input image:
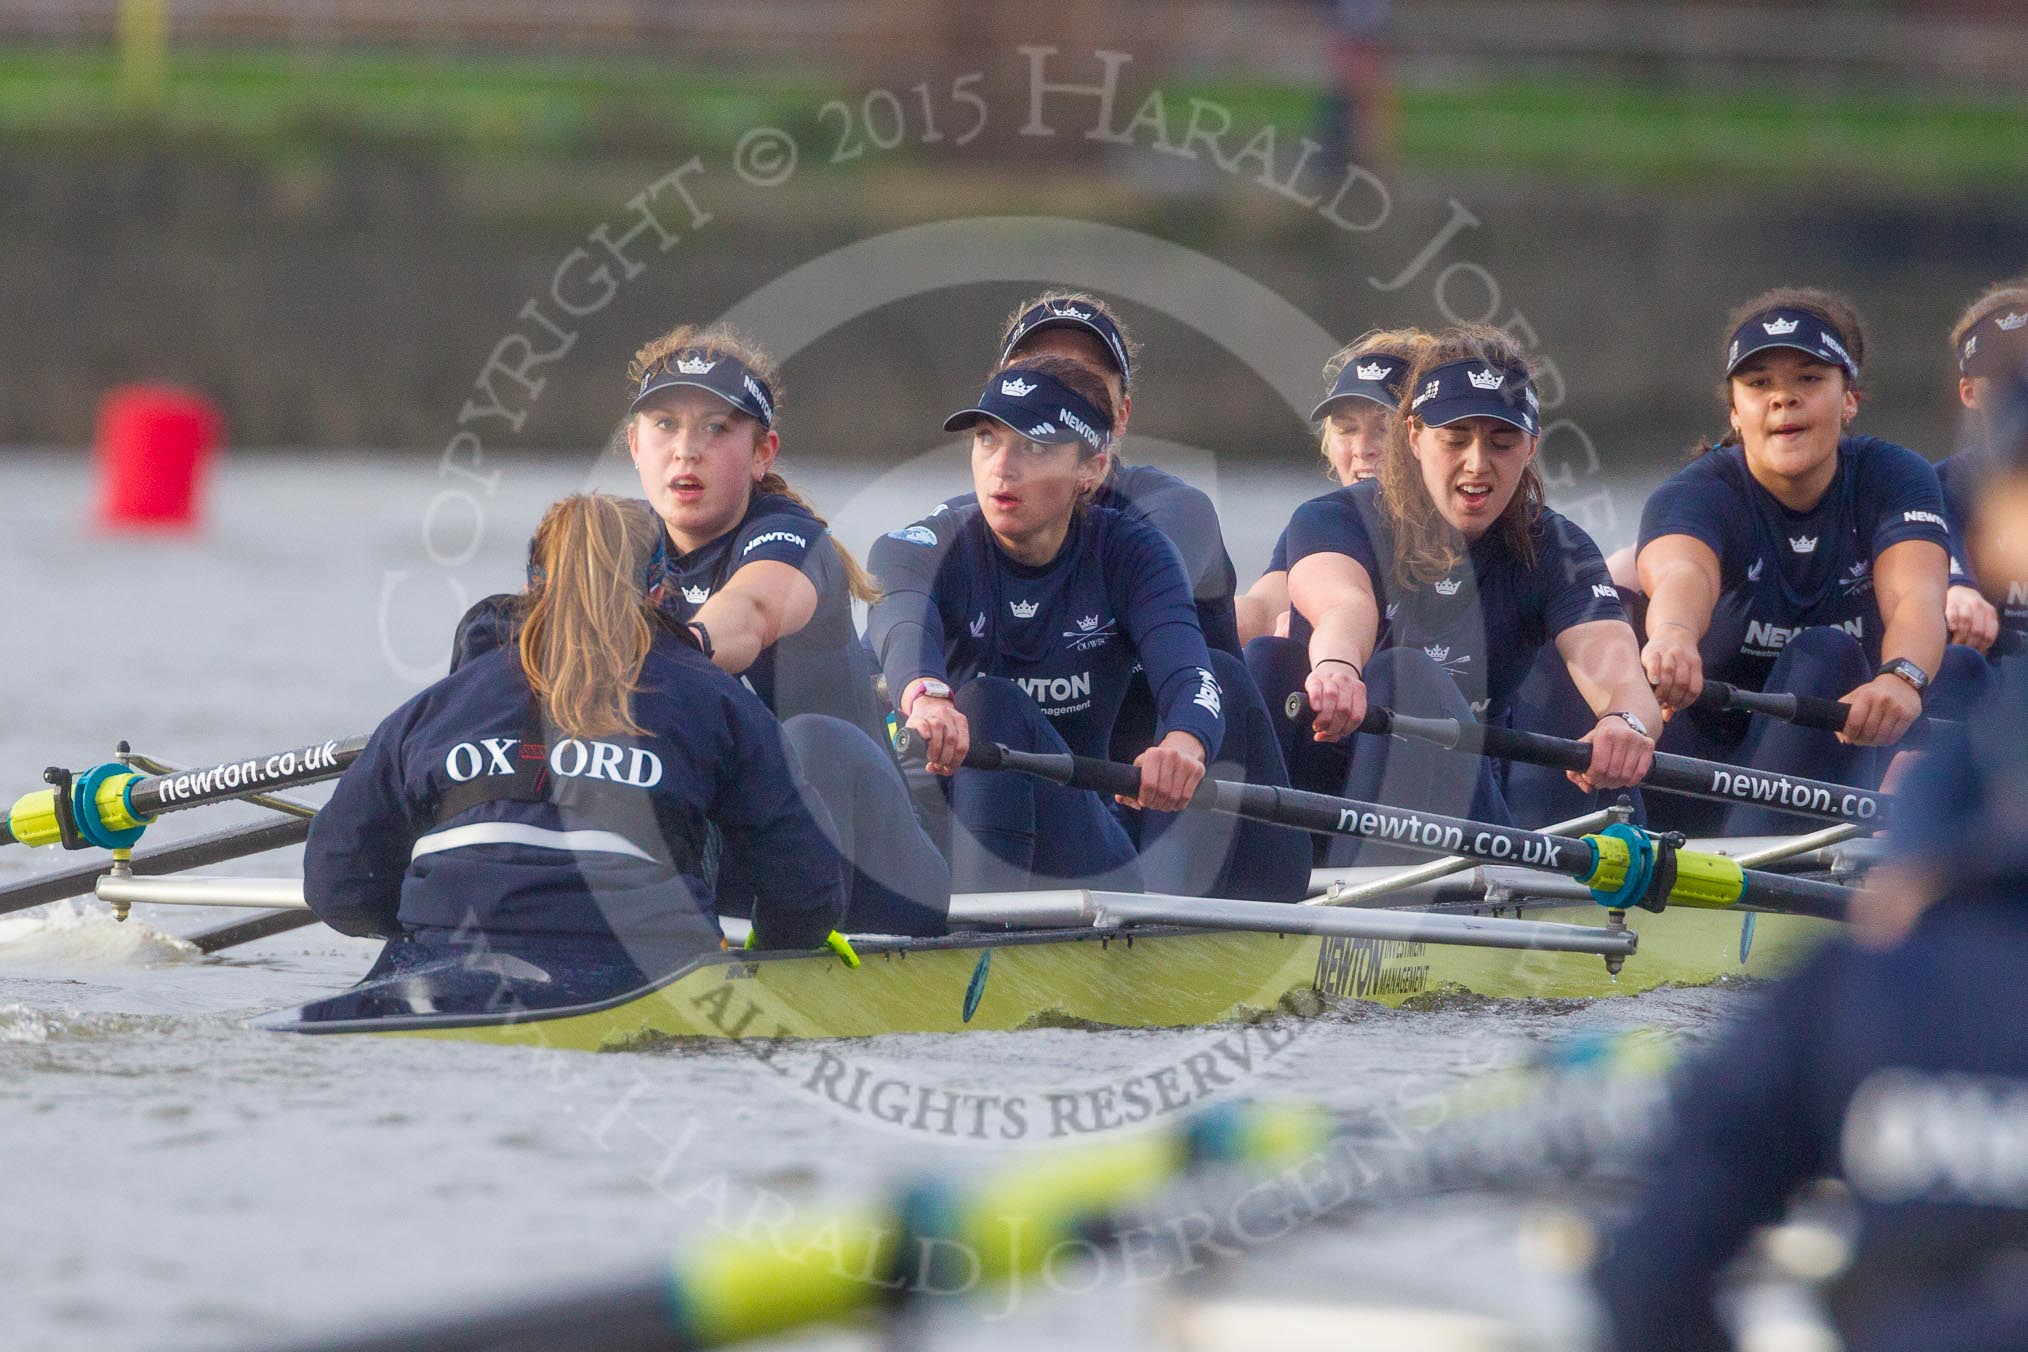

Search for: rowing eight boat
xmin=253 ymin=888 xmax=1829 ymax=1050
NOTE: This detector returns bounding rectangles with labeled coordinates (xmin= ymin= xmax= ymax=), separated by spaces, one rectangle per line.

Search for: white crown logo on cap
xmin=1053 ymin=305 xmax=1093 ymax=320
xmin=1762 ymin=317 xmax=1801 ymax=336
xmin=1467 ymin=367 xmax=1504 ymax=391
xmin=1008 ymin=599 xmax=1039 ymax=619
xmin=675 ymin=356 xmax=716 ymax=375
xmin=1000 ymin=377 xmax=1037 ymax=397
xmin=1355 ymin=361 xmax=1392 ymax=382
xmin=2000 ymin=312 xmax=2028 ymax=331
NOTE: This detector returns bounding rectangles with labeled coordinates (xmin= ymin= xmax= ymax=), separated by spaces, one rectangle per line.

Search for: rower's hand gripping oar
xmin=1363 ymin=706 xmax=1892 ymax=827
xmin=1692 ymin=679 xmax=1961 ymax=742
xmin=954 ymin=740 xmax=1852 ymax=924
xmin=0 ymin=735 xmax=366 ymax=850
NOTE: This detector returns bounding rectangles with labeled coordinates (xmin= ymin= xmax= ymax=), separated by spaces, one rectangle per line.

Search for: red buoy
xmin=94 ymin=385 xmax=223 ymax=530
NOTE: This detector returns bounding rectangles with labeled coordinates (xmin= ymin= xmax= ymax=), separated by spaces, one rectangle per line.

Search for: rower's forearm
xmin=1643 ymin=570 xmax=1712 ymax=642
xmin=1235 ymin=573 xmax=1289 ymax=646
xmin=1308 ymin=599 xmax=1378 ymax=670
xmin=692 ymin=591 xmax=778 ymax=675
xmin=1879 ymin=593 xmax=1948 ymax=673
xmin=1233 ymin=593 xmax=1278 ymax=646
xmin=1596 ymin=674 xmax=1665 ymax=729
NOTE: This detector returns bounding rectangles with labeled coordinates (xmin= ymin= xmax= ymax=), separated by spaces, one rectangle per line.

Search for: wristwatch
xmin=1605 ymin=710 xmax=1650 ymax=738
xmin=1877 ymin=657 xmax=1930 ymax=693
xmin=903 ymin=676 xmax=954 ymax=716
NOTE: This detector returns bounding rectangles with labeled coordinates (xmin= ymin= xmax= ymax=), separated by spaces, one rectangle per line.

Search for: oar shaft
xmin=123 ymin=735 xmax=365 ymax=818
xmin=1374 ymin=709 xmax=1891 ymax=825
xmin=971 ymin=742 xmax=1598 ymax=875
xmin=963 ymin=742 xmax=1854 ymax=922
xmin=3 ymin=736 xmax=364 ymax=850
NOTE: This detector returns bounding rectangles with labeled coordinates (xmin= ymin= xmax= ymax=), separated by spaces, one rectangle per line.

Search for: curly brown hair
xmin=1377 ymin=325 xmax=1543 ymax=588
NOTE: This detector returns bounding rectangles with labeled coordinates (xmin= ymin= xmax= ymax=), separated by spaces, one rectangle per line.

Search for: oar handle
xmin=1693 ymin=680 xmax=1849 ymax=732
xmin=1693 ymin=680 xmax=1961 ymax=742
xmin=959 ymin=740 xmax=1146 ymax=800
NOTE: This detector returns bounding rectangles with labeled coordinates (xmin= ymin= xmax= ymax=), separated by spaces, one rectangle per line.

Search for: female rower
xmin=304 ymin=494 xmax=846 ymax=1007
xmin=1936 ymin=281 xmax=2028 ymax=663
xmin=1289 ymin=325 xmax=1659 ymax=857
xmin=1240 ymin=330 xmax=1422 ymax=799
xmin=987 ymin=290 xmax=1244 ymax=658
xmin=869 ymin=356 xmax=1310 ymax=900
xmin=456 ymin=324 xmax=949 ymax=934
xmin=1636 ymin=287 xmax=1990 ymax=835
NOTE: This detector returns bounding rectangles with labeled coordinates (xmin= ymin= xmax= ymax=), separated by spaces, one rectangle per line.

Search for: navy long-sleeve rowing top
xmin=938 ymin=463 xmax=1242 ymax=657
xmin=867 ymin=500 xmax=1226 ymax=760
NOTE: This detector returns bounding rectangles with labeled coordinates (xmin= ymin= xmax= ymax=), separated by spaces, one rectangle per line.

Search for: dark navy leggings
xmin=781 ymin=714 xmax=952 ymax=935
xmin=1650 ymin=628 xmax=1995 ymax=837
xmin=1129 ymin=649 xmax=1313 ymax=901
xmin=1323 ymin=646 xmax=1513 ymax=868
xmin=1505 ymin=648 xmax=1648 ymax=830
xmin=949 ymin=676 xmax=1144 ymax=895
xmin=1244 ymin=635 xmax=1355 ymax=801
xmin=719 ymin=715 xmax=952 ymax=936
xmin=949 ymin=651 xmax=1312 ymax=900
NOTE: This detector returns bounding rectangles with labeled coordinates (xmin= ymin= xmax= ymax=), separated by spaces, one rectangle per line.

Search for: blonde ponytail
xmin=518 ymin=494 xmax=662 ymax=739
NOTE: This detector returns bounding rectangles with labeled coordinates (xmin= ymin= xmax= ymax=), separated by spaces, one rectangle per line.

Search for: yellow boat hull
xmin=264 ymin=900 xmax=1828 ymax=1051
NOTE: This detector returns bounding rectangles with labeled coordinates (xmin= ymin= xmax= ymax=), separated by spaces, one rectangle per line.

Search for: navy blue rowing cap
xmin=1960 ymin=305 xmax=2028 ymax=378
xmin=1406 ymin=359 xmax=1540 ymax=437
xmin=1000 ymin=300 xmax=1133 ymax=389
xmin=1311 ymin=353 xmax=1410 ymax=421
xmin=944 ymin=367 xmax=1113 ymax=454
xmin=629 ymin=349 xmax=778 ymax=428
xmin=1726 ymin=307 xmax=1860 ymax=382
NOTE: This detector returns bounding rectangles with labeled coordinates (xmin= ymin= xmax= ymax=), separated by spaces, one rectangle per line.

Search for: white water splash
xmin=0 ymin=1002 xmax=61 ymax=1043
xmin=0 ymin=899 xmax=200 ymax=967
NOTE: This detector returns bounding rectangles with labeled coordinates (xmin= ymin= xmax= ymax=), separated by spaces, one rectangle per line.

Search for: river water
xmin=0 ymin=448 xmax=1794 ymax=1352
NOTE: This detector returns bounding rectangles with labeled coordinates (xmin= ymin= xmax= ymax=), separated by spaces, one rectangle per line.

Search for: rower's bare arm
xmin=1289 ymin=552 xmax=1379 ymax=740
xmin=690 ymin=561 xmax=819 ymax=675
xmin=1555 ymin=619 xmax=1660 ymax=791
xmin=1843 ymin=539 xmax=1948 ymax=747
xmin=1636 ymin=534 xmax=1721 ymax=711
xmin=1234 ymin=569 xmax=1289 ymax=646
